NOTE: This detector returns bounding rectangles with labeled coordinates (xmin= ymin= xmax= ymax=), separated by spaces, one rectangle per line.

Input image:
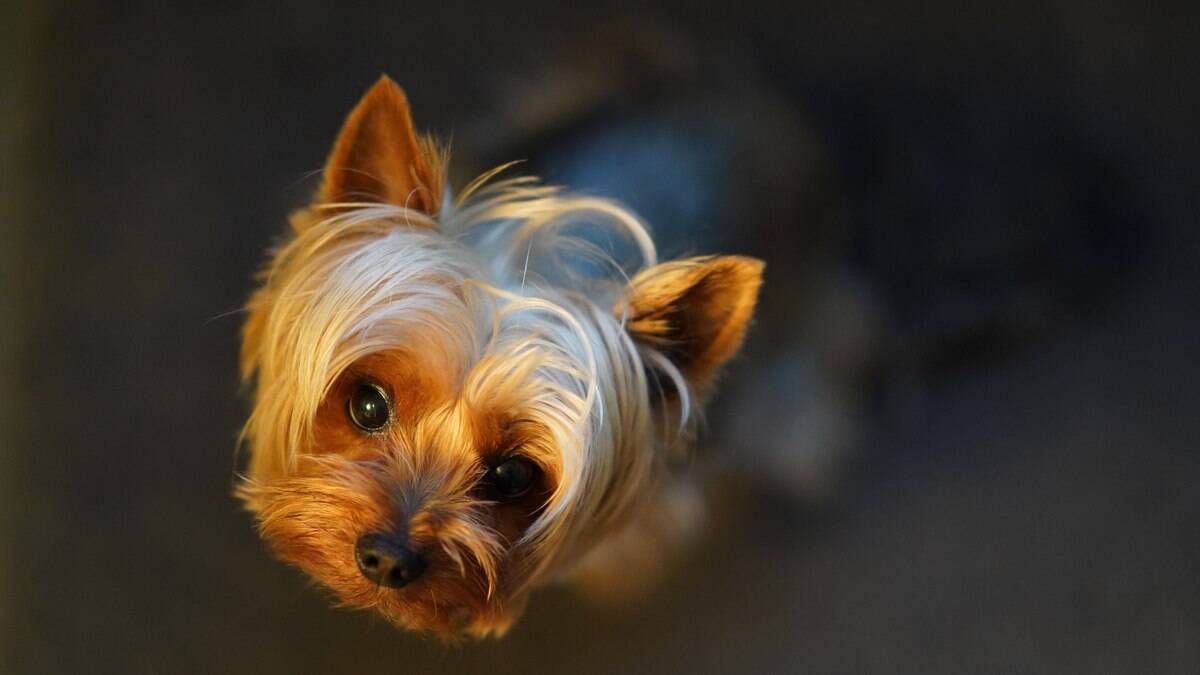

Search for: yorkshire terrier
xmin=238 ymin=76 xmax=763 ymax=639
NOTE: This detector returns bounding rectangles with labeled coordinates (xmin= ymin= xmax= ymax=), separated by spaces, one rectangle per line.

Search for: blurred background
xmin=3 ymin=1 xmax=1198 ymax=673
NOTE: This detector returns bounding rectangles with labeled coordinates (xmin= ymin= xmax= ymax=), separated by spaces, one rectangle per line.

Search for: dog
xmin=237 ymin=76 xmax=763 ymax=639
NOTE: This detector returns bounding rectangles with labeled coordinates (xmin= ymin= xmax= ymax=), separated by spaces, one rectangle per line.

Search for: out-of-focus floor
xmin=3 ymin=2 xmax=1198 ymax=673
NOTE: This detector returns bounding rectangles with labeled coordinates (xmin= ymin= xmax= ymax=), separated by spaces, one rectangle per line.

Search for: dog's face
xmin=238 ymin=77 xmax=762 ymax=638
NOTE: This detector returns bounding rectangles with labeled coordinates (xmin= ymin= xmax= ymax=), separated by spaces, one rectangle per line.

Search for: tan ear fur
xmin=622 ymin=255 xmax=764 ymax=389
xmin=318 ymin=75 xmax=445 ymax=215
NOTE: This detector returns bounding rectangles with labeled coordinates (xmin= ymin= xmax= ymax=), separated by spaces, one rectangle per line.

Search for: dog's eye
xmin=347 ymin=383 xmax=390 ymax=431
xmin=484 ymin=456 xmax=539 ymax=501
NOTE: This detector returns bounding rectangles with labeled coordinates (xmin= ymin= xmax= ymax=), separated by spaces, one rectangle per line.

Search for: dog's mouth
xmin=333 ymin=548 xmax=513 ymax=638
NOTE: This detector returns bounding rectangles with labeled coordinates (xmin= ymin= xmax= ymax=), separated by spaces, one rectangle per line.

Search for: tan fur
xmin=624 ymin=256 xmax=765 ymax=391
xmin=319 ymin=76 xmax=445 ymax=215
xmin=238 ymin=76 xmax=762 ymax=639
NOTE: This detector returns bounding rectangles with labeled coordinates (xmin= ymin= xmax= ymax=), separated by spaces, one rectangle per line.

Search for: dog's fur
xmin=237 ymin=76 xmax=762 ymax=638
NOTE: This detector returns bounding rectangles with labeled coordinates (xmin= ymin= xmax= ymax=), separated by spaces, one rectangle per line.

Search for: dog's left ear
xmin=621 ymin=256 xmax=764 ymax=392
xmin=317 ymin=75 xmax=444 ymax=214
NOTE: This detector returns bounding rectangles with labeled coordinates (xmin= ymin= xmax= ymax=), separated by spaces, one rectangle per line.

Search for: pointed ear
xmin=622 ymin=256 xmax=764 ymax=391
xmin=317 ymin=75 xmax=444 ymax=214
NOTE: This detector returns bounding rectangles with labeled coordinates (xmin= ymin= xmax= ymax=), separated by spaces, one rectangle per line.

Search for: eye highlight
xmin=483 ymin=456 xmax=539 ymax=501
xmin=347 ymin=382 xmax=391 ymax=432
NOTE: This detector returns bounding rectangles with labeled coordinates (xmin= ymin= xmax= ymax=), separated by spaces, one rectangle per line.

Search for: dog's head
xmin=238 ymin=76 xmax=762 ymax=638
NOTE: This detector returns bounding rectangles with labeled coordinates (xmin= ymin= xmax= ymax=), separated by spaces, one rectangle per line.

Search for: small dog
xmin=238 ymin=76 xmax=762 ymax=638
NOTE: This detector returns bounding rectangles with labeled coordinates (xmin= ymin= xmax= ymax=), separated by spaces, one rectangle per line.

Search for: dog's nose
xmin=355 ymin=533 xmax=427 ymax=587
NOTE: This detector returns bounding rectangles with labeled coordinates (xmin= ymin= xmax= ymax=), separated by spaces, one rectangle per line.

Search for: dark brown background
xmin=3 ymin=1 xmax=1198 ymax=673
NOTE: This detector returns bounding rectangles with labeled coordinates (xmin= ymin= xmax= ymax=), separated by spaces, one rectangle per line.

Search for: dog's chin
xmin=313 ymin=568 xmax=530 ymax=640
xmin=373 ymin=590 xmax=528 ymax=640
xmin=383 ymin=599 xmax=527 ymax=640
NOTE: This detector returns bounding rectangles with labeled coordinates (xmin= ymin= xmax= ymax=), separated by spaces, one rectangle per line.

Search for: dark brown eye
xmin=347 ymin=383 xmax=390 ymax=431
xmin=484 ymin=456 xmax=539 ymax=501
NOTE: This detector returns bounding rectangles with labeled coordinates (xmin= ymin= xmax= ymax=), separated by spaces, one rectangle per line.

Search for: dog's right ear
xmin=316 ymin=75 xmax=444 ymax=215
xmin=620 ymin=255 xmax=764 ymax=395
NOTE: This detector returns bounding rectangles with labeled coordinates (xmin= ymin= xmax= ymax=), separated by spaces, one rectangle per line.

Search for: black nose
xmin=355 ymin=533 xmax=427 ymax=588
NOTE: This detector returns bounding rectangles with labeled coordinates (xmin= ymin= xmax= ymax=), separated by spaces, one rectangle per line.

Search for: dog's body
xmin=238 ymin=77 xmax=762 ymax=638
